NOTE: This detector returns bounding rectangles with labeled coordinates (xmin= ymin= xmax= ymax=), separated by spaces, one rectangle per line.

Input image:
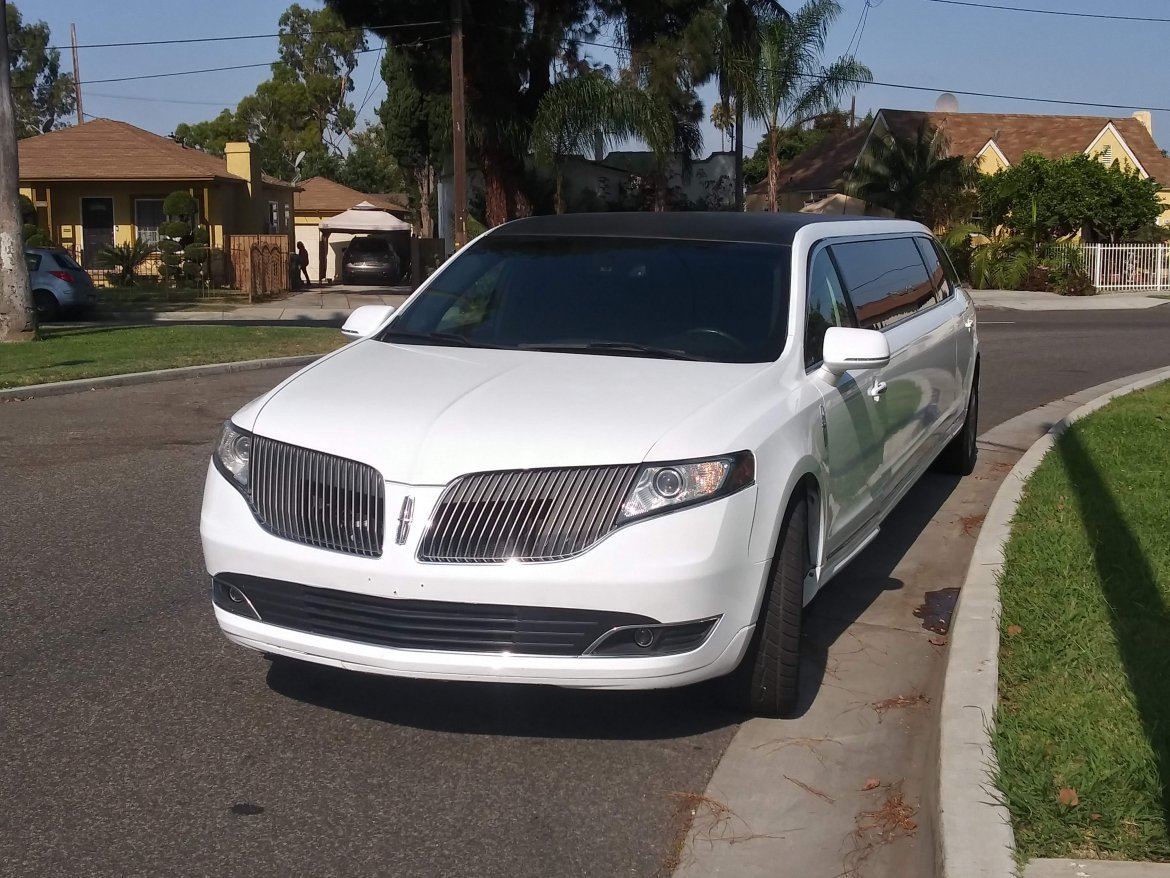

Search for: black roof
xmin=490 ymin=211 xmax=899 ymax=245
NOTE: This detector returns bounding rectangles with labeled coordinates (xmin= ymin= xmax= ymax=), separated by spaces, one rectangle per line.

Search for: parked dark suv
xmin=341 ymin=236 xmax=402 ymax=285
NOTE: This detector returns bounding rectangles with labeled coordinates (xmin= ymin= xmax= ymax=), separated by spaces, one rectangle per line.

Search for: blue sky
xmin=25 ymin=0 xmax=1170 ymax=158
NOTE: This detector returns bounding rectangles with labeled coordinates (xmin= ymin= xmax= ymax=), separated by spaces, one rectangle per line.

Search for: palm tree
xmin=751 ymin=0 xmax=871 ymax=212
xmin=531 ymin=73 xmax=701 ymax=213
xmin=847 ymin=120 xmax=980 ymax=228
xmin=711 ymin=100 xmax=734 ymax=152
xmin=715 ymin=0 xmax=788 ymax=210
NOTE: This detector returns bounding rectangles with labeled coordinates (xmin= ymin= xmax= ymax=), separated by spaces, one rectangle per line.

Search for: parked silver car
xmin=25 ymin=247 xmax=99 ymax=320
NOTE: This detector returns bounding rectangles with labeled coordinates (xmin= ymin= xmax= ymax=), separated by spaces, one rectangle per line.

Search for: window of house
xmin=805 ymin=248 xmax=854 ymax=368
xmin=135 ymin=199 xmax=165 ymax=245
xmin=269 ymin=201 xmax=280 ymax=233
xmin=830 ymin=237 xmax=936 ymax=331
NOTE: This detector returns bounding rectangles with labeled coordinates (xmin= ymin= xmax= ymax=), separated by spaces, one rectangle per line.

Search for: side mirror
xmin=341 ymin=304 xmax=395 ymax=339
xmin=819 ymin=326 xmax=891 ymax=385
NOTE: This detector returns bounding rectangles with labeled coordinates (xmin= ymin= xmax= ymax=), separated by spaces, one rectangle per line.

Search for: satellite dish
xmin=294 ymin=150 xmax=306 ymax=168
xmin=935 ymin=93 xmax=959 ymax=113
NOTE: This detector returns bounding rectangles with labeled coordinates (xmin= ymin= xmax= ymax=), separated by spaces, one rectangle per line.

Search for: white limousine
xmin=201 ymin=213 xmax=979 ymax=717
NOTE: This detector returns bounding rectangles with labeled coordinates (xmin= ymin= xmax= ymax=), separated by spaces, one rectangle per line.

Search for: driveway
xmin=2 ymin=307 xmax=1169 ymax=878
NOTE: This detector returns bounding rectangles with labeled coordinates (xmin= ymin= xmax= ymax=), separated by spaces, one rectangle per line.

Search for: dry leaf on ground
xmin=1058 ymin=787 xmax=1080 ymax=807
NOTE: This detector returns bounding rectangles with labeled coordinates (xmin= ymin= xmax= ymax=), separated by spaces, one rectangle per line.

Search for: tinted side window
xmin=830 ymin=237 xmax=935 ymax=331
xmin=914 ymin=236 xmax=952 ymax=304
xmin=931 ymin=237 xmax=962 ymax=289
xmin=25 ymin=253 xmax=41 ymax=272
xmin=805 ymin=249 xmax=854 ymax=368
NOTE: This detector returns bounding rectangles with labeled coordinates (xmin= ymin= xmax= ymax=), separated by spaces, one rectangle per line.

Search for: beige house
xmin=750 ymin=108 xmax=1170 ymax=222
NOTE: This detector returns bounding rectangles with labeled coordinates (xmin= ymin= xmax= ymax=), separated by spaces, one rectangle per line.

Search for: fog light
xmin=633 ymin=627 xmax=655 ymax=648
xmin=227 ymin=585 xmax=247 ymax=603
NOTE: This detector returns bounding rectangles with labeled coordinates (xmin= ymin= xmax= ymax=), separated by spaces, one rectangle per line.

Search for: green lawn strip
xmin=0 ymin=326 xmax=344 ymax=389
xmin=995 ymin=381 xmax=1170 ymax=862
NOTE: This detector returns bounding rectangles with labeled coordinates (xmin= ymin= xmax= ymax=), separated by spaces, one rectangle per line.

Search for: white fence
xmin=1081 ymin=243 xmax=1170 ymax=291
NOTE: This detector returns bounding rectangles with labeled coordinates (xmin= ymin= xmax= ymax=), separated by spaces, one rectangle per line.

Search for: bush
xmin=162 ymin=191 xmax=197 ymax=218
xmin=96 ymin=239 xmax=158 ymax=287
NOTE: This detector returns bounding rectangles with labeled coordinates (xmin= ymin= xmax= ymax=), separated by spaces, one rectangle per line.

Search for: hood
xmin=245 ymin=339 xmax=768 ymax=484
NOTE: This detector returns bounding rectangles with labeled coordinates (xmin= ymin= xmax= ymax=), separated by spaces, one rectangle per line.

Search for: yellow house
xmin=753 ymin=108 xmax=1170 ymax=223
xmin=18 ymin=118 xmax=297 ymax=268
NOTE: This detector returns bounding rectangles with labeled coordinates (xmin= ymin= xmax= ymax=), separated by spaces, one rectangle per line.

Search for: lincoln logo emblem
xmin=395 ymin=496 xmax=414 ymax=545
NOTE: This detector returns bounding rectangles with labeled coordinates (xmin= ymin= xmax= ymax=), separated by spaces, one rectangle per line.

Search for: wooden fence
xmin=227 ymin=234 xmax=291 ymax=300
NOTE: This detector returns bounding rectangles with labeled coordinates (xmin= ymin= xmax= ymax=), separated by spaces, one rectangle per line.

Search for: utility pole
xmin=70 ymin=24 xmax=84 ymax=124
xmin=0 ymin=0 xmax=36 ymax=342
xmin=450 ymin=0 xmax=467 ymax=249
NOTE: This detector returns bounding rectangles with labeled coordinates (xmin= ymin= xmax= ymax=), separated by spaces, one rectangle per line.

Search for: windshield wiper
xmin=379 ymin=329 xmax=499 ymax=348
xmin=520 ymin=341 xmax=702 ymax=361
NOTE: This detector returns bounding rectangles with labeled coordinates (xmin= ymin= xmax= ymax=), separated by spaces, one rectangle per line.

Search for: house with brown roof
xmin=749 ymin=108 xmax=1170 ymax=222
xmin=18 ymin=118 xmax=297 ymax=268
xmin=293 ymin=176 xmax=410 ymax=282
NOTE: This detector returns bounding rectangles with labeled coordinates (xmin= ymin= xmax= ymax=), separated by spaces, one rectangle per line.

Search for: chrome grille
xmin=418 ymin=464 xmax=639 ymax=563
xmin=249 ymin=436 xmax=385 ymax=558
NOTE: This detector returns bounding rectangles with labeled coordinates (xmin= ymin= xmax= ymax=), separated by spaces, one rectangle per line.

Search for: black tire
xmin=33 ymin=290 xmax=60 ymax=322
xmin=721 ymin=496 xmax=809 ymax=718
xmin=936 ymin=375 xmax=979 ymax=476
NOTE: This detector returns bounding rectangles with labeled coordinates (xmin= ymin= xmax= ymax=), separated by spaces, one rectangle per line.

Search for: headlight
xmin=214 ymin=421 xmax=253 ymax=490
xmin=618 ymin=451 xmax=754 ymax=524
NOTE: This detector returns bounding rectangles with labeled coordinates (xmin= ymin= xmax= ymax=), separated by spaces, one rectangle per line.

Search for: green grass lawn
xmin=995 ymin=381 xmax=1170 ymax=863
xmin=0 ymin=325 xmax=344 ymax=389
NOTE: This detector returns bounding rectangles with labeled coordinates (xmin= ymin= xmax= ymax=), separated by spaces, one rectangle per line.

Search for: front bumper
xmin=200 ymin=464 xmax=767 ymax=689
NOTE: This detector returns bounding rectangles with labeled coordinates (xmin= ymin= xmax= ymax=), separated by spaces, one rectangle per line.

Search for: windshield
xmin=380 ymin=235 xmax=790 ymax=363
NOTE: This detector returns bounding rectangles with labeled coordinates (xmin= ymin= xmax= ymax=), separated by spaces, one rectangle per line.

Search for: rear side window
xmin=53 ymin=251 xmax=83 ymax=271
xmin=829 ymin=237 xmax=936 ymax=331
xmin=25 ymin=253 xmax=41 ymax=272
xmin=914 ymin=236 xmax=953 ymax=305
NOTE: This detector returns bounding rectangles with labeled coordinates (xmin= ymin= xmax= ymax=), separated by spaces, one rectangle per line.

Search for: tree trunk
xmin=0 ymin=0 xmax=35 ymax=343
xmin=767 ymin=126 xmax=780 ymax=213
xmin=733 ymin=97 xmax=745 ymax=212
xmin=555 ymin=166 xmax=565 ymax=214
xmin=412 ymin=165 xmax=435 ymax=238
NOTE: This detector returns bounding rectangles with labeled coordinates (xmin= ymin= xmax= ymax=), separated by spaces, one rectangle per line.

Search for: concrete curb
xmin=0 ymin=354 xmax=322 ymax=402
xmin=938 ymin=365 xmax=1170 ymax=878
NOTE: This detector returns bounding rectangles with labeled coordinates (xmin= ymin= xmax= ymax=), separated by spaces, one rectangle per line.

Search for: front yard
xmin=0 ymin=325 xmax=344 ymax=389
xmin=995 ymin=382 xmax=1170 ymax=862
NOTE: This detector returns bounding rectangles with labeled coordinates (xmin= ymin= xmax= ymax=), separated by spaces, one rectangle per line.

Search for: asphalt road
xmin=2 ymin=306 xmax=1169 ymax=878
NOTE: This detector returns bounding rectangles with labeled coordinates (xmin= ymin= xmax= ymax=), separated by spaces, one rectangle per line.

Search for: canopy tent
xmin=319 ymin=200 xmax=413 ymax=232
xmin=317 ymin=201 xmax=412 ymax=282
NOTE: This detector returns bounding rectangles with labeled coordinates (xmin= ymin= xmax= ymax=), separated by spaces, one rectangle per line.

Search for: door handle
xmin=870 ymin=380 xmax=888 ymax=400
xmin=964 ymin=317 xmax=975 ymax=330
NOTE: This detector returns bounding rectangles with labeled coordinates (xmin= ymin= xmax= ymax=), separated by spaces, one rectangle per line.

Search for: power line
xmin=86 ymin=91 xmax=236 ymax=107
xmin=50 ymin=20 xmax=448 ymax=51
xmin=922 ymin=0 xmax=1170 ymax=24
xmin=355 ymin=38 xmax=387 ymax=118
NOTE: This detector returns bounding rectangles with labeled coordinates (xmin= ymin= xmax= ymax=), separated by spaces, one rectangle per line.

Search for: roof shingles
xmin=17 ymin=118 xmax=296 ymax=186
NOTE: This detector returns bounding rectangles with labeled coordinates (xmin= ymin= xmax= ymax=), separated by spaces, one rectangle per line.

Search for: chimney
xmin=225 ymin=141 xmax=260 ymax=198
xmin=1133 ymin=111 xmax=1153 ymax=137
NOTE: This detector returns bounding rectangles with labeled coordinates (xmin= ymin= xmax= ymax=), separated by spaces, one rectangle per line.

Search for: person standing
xmin=296 ymin=241 xmax=311 ymax=286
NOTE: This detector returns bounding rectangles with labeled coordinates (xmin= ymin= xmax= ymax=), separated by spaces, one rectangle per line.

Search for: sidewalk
xmin=94 ymin=285 xmax=413 ymax=326
xmin=971 ymin=288 xmax=1169 ymax=310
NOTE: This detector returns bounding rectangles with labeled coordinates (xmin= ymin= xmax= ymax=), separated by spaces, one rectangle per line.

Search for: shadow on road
xmin=267 ymin=472 xmax=962 ymax=734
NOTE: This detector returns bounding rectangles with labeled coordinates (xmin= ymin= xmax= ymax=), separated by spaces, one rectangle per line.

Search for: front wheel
xmin=720 ymin=496 xmax=809 ymax=718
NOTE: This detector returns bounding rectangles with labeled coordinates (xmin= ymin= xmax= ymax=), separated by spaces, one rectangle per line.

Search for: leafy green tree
xmin=176 ymin=3 xmax=366 ymax=180
xmin=710 ymin=100 xmax=733 ymax=152
xmin=8 ymin=3 xmax=75 ymax=137
xmin=742 ymin=122 xmax=830 ymax=186
xmin=377 ymin=44 xmax=450 ymax=235
xmin=751 ymin=0 xmax=869 ymax=211
xmin=848 ymin=120 xmax=979 ymax=228
xmin=713 ymin=0 xmax=788 ymax=208
xmin=978 ymin=152 xmax=1163 ymax=243
xmin=173 ymin=110 xmax=248 ymax=157
xmin=338 ymin=125 xmax=407 ymax=197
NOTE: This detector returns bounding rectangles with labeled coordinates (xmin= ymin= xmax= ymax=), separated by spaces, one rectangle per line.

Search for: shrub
xmin=96 ymin=239 xmax=158 ymax=286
